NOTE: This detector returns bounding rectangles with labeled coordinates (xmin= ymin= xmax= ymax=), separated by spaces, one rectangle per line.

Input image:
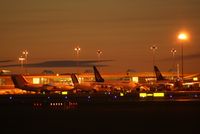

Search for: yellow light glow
xmin=62 ymin=91 xmax=68 ymax=95
xmin=33 ymin=78 xmax=40 ymax=84
xmin=153 ymin=93 xmax=165 ymax=97
xmin=120 ymin=92 xmax=124 ymax=96
xmin=139 ymin=93 xmax=147 ymax=97
xmin=147 ymin=93 xmax=153 ymax=97
xmin=178 ymin=33 xmax=188 ymax=40
xmin=132 ymin=77 xmax=139 ymax=83
xmin=193 ymin=77 xmax=198 ymax=81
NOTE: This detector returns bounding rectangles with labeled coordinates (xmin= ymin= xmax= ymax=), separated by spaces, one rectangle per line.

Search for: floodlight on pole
xmin=22 ymin=50 xmax=29 ymax=64
xmin=22 ymin=50 xmax=29 ymax=74
xmin=170 ymin=48 xmax=177 ymax=72
xmin=178 ymin=33 xmax=188 ymax=80
xmin=74 ymin=46 xmax=81 ymax=73
xmin=18 ymin=56 xmax=25 ymax=73
xmin=150 ymin=45 xmax=158 ymax=67
xmin=97 ymin=50 xmax=102 ymax=62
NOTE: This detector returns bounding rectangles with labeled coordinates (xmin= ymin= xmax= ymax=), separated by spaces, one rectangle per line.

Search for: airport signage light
xmin=139 ymin=93 xmax=147 ymax=98
xmin=147 ymin=93 xmax=153 ymax=97
xmin=61 ymin=91 xmax=68 ymax=95
xmin=139 ymin=92 xmax=165 ymax=98
xmin=153 ymin=93 xmax=165 ymax=97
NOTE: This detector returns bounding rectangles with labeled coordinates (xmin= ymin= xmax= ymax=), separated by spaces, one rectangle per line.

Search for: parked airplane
xmin=70 ymin=73 xmax=103 ymax=93
xmin=153 ymin=66 xmax=183 ymax=90
xmin=154 ymin=66 xmax=200 ymax=90
xmin=11 ymin=75 xmax=74 ymax=94
xmin=93 ymin=66 xmax=148 ymax=92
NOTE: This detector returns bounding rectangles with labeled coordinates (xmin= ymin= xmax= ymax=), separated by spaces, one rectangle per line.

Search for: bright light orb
xmin=178 ymin=33 xmax=188 ymax=40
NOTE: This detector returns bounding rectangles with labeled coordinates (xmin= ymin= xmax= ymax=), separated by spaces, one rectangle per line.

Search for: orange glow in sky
xmin=0 ymin=0 xmax=200 ymax=73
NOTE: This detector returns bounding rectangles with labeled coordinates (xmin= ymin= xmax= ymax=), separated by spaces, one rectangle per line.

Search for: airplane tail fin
xmin=71 ymin=73 xmax=79 ymax=86
xmin=11 ymin=75 xmax=29 ymax=89
xmin=93 ymin=66 xmax=104 ymax=82
xmin=154 ymin=66 xmax=165 ymax=81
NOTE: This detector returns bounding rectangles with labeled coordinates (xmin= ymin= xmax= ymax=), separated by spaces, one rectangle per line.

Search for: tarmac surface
xmin=0 ymin=91 xmax=200 ymax=133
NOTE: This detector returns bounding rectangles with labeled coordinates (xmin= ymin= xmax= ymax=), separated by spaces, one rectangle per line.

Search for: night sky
xmin=0 ymin=0 xmax=200 ymax=74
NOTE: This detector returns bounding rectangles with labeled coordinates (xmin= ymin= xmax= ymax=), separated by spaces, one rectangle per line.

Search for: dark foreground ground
xmin=0 ymin=93 xmax=200 ymax=134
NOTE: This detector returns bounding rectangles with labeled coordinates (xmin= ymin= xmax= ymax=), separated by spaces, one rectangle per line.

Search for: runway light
xmin=194 ymin=94 xmax=198 ymax=98
xmin=88 ymin=96 xmax=91 ymax=99
xmin=65 ymin=96 xmax=68 ymax=99
xmin=48 ymin=96 xmax=50 ymax=99
xmin=114 ymin=96 xmax=117 ymax=99
xmin=153 ymin=92 xmax=165 ymax=97
xmin=62 ymin=91 xmax=68 ymax=95
xmin=139 ymin=93 xmax=147 ymax=98
xmin=9 ymin=96 xmax=12 ymax=100
xmin=169 ymin=95 xmax=173 ymax=98
xmin=120 ymin=93 xmax=124 ymax=97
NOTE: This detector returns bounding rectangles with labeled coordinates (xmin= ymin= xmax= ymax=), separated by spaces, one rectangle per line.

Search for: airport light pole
xmin=74 ymin=46 xmax=81 ymax=73
xmin=22 ymin=50 xmax=29 ymax=74
xmin=150 ymin=45 xmax=158 ymax=67
xmin=97 ymin=50 xmax=102 ymax=62
xmin=170 ymin=48 xmax=177 ymax=72
xmin=22 ymin=50 xmax=28 ymax=63
xmin=178 ymin=33 xmax=188 ymax=80
xmin=18 ymin=56 xmax=25 ymax=74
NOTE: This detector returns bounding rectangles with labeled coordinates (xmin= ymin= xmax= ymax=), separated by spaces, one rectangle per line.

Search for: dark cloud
xmin=184 ymin=53 xmax=200 ymax=60
xmin=159 ymin=53 xmax=200 ymax=62
xmin=0 ymin=60 xmax=13 ymax=63
xmin=0 ymin=60 xmax=112 ymax=68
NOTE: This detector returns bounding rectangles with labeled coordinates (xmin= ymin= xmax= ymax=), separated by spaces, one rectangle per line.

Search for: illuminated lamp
xmin=62 ymin=91 xmax=68 ymax=95
xmin=120 ymin=93 xmax=124 ymax=97
xmin=193 ymin=77 xmax=198 ymax=81
xmin=33 ymin=78 xmax=40 ymax=84
xmin=153 ymin=92 xmax=165 ymax=97
xmin=139 ymin=93 xmax=147 ymax=97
